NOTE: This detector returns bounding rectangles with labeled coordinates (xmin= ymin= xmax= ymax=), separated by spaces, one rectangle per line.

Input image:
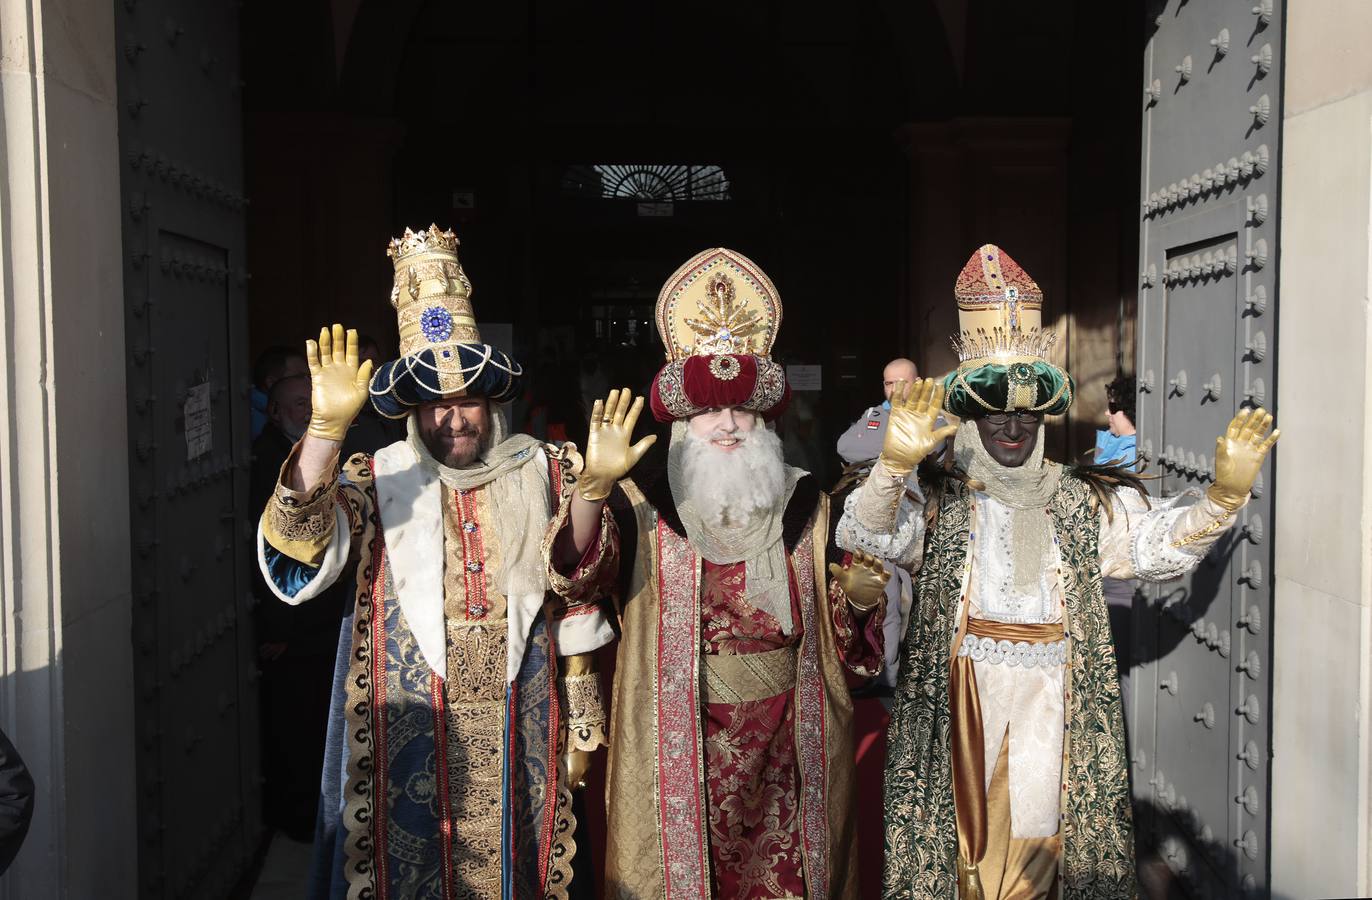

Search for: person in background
xmin=250 ymin=346 xmax=308 ymax=442
xmin=1094 ymin=373 xmax=1137 ymax=469
xmin=341 ymin=333 xmax=398 ymax=456
xmin=250 ymin=372 xmax=345 ymax=843
xmin=837 ymin=357 xmax=919 ymax=465
xmin=1094 ymin=373 xmax=1139 ymax=682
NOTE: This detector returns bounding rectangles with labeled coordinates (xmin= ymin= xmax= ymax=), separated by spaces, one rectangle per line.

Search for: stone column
xmin=1273 ymin=2 xmax=1372 ymax=894
xmin=0 ymin=0 xmax=135 ymax=895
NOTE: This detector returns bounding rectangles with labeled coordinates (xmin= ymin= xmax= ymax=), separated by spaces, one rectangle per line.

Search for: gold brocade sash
xmin=701 ymin=646 xmax=798 ymax=705
xmin=951 ymin=618 xmax=1064 ymax=900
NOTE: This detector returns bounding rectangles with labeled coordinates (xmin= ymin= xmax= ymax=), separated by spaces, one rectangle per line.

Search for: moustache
xmin=435 ymin=429 xmax=480 ymax=440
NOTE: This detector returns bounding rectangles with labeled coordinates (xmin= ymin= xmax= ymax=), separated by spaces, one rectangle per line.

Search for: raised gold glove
xmin=878 ymin=378 xmax=960 ymax=479
xmin=577 ymin=387 xmax=657 ymax=501
xmin=1208 ymin=407 xmax=1279 ymax=511
xmin=828 ymin=550 xmax=890 ymax=613
xmin=304 ymin=324 xmax=375 ymax=442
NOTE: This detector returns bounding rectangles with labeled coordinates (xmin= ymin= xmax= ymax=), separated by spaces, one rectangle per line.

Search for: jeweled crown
xmin=655 ymin=248 xmax=781 ymax=362
xmin=951 ymin=326 xmax=1059 ymax=369
xmin=387 ymin=224 xmax=461 ymax=264
xmin=386 ymin=224 xmax=480 ymax=356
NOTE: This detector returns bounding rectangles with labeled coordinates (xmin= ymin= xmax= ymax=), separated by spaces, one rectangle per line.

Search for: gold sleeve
xmin=260 ymin=447 xmax=341 ymax=567
xmin=559 ymin=652 xmax=608 ymax=752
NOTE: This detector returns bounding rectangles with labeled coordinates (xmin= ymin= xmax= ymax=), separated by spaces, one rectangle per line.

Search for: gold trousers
xmin=952 ymin=618 xmax=1064 ymax=900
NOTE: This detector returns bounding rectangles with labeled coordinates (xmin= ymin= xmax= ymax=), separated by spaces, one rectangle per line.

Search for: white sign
xmin=786 ymin=365 xmax=822 ymax=391
xmin=184 ymin=383 xmax=212 ymax=460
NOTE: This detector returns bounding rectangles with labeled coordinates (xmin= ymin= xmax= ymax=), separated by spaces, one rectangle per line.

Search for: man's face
xmin=882 ymin=360 xmax=919 ymax=401
xmin=974 ymin=411 xmax=1041 ymax=467
xmin=266 ymin=354 xmax=308 ymax=392
xmin=269 ymin=375 xmax=312 ymax=442
xmin=416 ymin=397 xmax=491 ymax=467
xmin=686 ymin=406 xmax=759 ymax=452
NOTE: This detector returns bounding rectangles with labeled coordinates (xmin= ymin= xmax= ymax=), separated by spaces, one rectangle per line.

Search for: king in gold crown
xmin=941 ymin=244 xmax=1074 ymax=417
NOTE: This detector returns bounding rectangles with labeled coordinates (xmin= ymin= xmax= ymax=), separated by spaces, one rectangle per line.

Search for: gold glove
xmin=828 ymin=550 xmax=890 ymax=613
xmin=1207 ymin=406 xmax=1279 ymax=511
xmin=305 ymin=324 xmax=375 ymax=442
xmin=878 ymin=378 xmax=960 ymax=479
xmin=577 ymin=387 xmax=658 ymax=501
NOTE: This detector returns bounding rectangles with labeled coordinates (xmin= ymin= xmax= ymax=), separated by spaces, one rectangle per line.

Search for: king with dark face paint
xmin=834 ymin=243 xmax=1280 ymax=900
xmin=972 ymin=410 xmax=1041 ymax=468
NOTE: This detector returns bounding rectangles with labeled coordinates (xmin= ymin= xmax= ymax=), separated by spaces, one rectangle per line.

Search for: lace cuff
xmin=261 ymin=457 xmax=339 ymax=567
xmin=850 ymin=458 xmax=909 ymax=534
xmin=836 ymin=486 xmax=926 ymax=571
xmin=560 ymin=671 xmax=608 ymax=751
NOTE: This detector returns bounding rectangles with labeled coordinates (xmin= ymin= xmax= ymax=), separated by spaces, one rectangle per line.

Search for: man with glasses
xmin=836 ymin=245 xmax=1278 ymax=899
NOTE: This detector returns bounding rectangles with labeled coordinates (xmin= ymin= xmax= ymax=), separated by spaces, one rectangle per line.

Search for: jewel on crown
xmin=387 ymin=224 xmax=460 ymax=262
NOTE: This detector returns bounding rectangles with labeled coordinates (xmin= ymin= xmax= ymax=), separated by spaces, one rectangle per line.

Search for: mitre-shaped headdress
xmin=649 ymin=248 xmax=790 ymax=422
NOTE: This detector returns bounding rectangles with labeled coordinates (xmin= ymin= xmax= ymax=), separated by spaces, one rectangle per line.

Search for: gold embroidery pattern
xmin=790 ymin=516 xmax=829 ymax=898
xmin=655 ymin=521 xmax=711 ymax=899
xmin=541 ymin=477 xmax=619 ymax=609
xmin=337 ymin=460 xmax=381 ymax=900
xmin=652 ymin=359 xmax=695 ymax=420
xmin=744 ymin=358 xmax=789 ymax=414
xmin=702 ymin=647 xmax=798 ymax=705
xmin=443 ymin=619 xmax=508 ymax=900
xmin=560 ymin=673 xmax=608 ymax=752
xmin=440 ymin=483 xmax=508 ymax=899
xmin=266 ymin=476 xmax=337 ymax=542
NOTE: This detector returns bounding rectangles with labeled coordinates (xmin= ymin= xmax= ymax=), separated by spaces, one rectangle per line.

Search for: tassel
xmin=957 ymin=855 xmax=985 ymax=900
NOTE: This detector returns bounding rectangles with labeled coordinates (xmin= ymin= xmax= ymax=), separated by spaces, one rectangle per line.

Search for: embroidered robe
xmin=836 ymin=468 xmax=1241 ymax=899
xmin=258 ymin=439 xmax=616 ymax=900
xmin=551 ymin=471 xmax=883 ymax=899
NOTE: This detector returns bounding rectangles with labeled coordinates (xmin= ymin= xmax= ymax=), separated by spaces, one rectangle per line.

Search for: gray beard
xmin=677 ymin=425 xmax=788 ymax=528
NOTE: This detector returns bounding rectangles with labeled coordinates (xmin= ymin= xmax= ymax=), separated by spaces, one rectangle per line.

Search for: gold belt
xmin=701 ymin=646 xmax=797 ymax=705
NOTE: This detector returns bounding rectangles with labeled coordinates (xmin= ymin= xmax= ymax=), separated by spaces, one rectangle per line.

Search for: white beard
xmin=677 ymin=425 xmax=788 ymax=528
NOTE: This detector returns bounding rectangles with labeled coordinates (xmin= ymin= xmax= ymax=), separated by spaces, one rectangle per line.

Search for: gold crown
xmin=655 ymin=248 xmax=781 ymax=362
xmin=386 ymin=225 xmax=480 ymax=372
xmin=387 ymin=224 xmax=461 ymax=263
xmin=951 ymin=326 xmax=1059 ymax=371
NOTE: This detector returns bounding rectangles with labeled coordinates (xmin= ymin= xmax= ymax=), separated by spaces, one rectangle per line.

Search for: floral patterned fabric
xmin=699 ymin=558 xmax=883 ymax=899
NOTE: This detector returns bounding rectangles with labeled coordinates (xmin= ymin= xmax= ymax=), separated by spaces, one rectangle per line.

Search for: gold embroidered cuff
xmin=560 ymin=672 xmax=608 ymax=751
xmin=543 ymin=490 xmax=615 ymax=602
xmin=831 ymin=579 xmax=881 ymax=614
xmin=261 ymin=475 xmax=338 ymax=567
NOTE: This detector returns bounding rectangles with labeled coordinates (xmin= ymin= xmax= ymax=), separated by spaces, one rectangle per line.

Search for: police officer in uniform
xmin=838 ymin=357 xmax=920 ymax=464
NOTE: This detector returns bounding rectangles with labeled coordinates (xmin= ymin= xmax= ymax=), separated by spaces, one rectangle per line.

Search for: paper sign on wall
xmin=786 ymin=365 xmax=822 ymax=391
